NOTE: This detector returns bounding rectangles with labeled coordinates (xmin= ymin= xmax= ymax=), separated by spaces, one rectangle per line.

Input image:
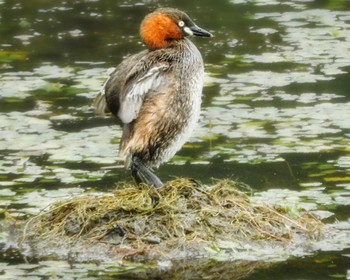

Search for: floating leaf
xmin=0 ymin=51 xmax=27 ymax=63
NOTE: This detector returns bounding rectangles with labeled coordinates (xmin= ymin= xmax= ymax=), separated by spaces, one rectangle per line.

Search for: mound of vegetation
xmin=21 ymin=179 xmax=322 ymax=262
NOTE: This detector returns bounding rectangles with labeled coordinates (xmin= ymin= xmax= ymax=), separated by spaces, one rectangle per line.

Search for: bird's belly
xmin=156 ymin=76 xmax=203 ymax=167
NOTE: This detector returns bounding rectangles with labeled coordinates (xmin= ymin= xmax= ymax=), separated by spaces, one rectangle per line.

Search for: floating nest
xmin=21 ymin=178 xmax=323 ymax=263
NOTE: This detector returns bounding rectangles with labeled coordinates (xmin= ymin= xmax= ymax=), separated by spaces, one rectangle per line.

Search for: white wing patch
xmin=118 ymin=64 xmax=169 ymax=124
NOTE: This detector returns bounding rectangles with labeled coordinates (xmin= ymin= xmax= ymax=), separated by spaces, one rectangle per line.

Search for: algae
xmin=20 ymin=178 xmax=323 ymax=262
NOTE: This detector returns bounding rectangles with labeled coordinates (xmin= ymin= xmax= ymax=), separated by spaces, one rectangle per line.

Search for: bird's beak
xmin=188 ymin=25 xmax=212 ymax=37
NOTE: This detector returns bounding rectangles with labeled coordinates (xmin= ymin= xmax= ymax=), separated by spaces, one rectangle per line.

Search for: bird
xmin=94 ymin=7 xmax=212 ymax=187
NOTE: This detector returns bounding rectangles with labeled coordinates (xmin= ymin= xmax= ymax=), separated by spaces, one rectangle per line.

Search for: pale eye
xmin=178 ymin=20 xmax=185 ymax=27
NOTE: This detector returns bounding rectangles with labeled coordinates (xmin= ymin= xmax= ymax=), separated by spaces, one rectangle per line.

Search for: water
xmin=1 ymin=0 xmax=350 ymax=279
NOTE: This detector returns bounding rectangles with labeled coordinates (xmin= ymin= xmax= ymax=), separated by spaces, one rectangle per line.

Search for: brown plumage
xmin=95 ymin=8 xmax=212 ymax=187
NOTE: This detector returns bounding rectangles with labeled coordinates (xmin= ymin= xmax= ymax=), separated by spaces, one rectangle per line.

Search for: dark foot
xmin=131 ymin=156 xmax=163 ymax=188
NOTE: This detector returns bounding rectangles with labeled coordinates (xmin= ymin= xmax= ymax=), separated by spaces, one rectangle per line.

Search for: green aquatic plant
xmin=0 ymin=51 xmax=27 ymax=63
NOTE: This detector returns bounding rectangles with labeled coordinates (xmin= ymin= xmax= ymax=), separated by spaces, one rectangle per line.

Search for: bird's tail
xmin=94 ymin=92 xmax=110 ymax=115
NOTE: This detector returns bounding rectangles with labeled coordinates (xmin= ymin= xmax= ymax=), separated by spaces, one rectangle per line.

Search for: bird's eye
xmin=178 ymin=20 xmax=185 ymax=27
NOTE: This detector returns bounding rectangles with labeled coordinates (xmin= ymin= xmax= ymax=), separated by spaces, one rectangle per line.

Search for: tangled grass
xmin=22 ymin=178 xmax=323 ymax=261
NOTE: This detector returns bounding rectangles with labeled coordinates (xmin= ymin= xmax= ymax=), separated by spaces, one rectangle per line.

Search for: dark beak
xmin=190 ymin=25 xmax=213 ymax=37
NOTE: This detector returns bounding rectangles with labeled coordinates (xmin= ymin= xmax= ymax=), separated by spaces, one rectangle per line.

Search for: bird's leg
xmin=131 ymin=156 xmax=163 ymax=188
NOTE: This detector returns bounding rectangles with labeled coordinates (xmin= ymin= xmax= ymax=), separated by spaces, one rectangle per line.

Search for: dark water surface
xmin=1 ymin=0 xmax=350 ymax=279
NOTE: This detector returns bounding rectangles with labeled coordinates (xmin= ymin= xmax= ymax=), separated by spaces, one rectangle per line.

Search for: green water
xmin=1 ymin=0 xmax=350 ymax=279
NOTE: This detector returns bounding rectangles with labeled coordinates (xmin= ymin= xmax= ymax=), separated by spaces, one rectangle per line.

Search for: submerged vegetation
xmin=21 ymin=179 xmax=322 ymax=262
xmin=1 ymin=0 xmax=350 ymax=278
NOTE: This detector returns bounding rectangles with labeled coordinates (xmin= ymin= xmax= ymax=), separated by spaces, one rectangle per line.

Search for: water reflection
xmin=1 ymin=0 xmax=350 ymax=279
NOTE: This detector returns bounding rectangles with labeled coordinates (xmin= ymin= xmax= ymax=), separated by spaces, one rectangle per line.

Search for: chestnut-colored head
xmin=140 ymin=8 xmax=212 ymax=50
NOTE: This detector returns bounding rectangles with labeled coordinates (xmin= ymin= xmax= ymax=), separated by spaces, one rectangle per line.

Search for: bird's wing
xmin=94 ymin=51 xmax=148 ymax=116
xmin=94 ymin=68 xmax=116 ymax=115
xmin=118 ymin=62 xmax=169 ymax=124
xmin=94 ymin=50 xmax=171 ymax=123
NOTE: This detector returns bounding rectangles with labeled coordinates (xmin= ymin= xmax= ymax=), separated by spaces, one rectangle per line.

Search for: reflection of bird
xmin=94 ymin=8 xmax=212 ymax=187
